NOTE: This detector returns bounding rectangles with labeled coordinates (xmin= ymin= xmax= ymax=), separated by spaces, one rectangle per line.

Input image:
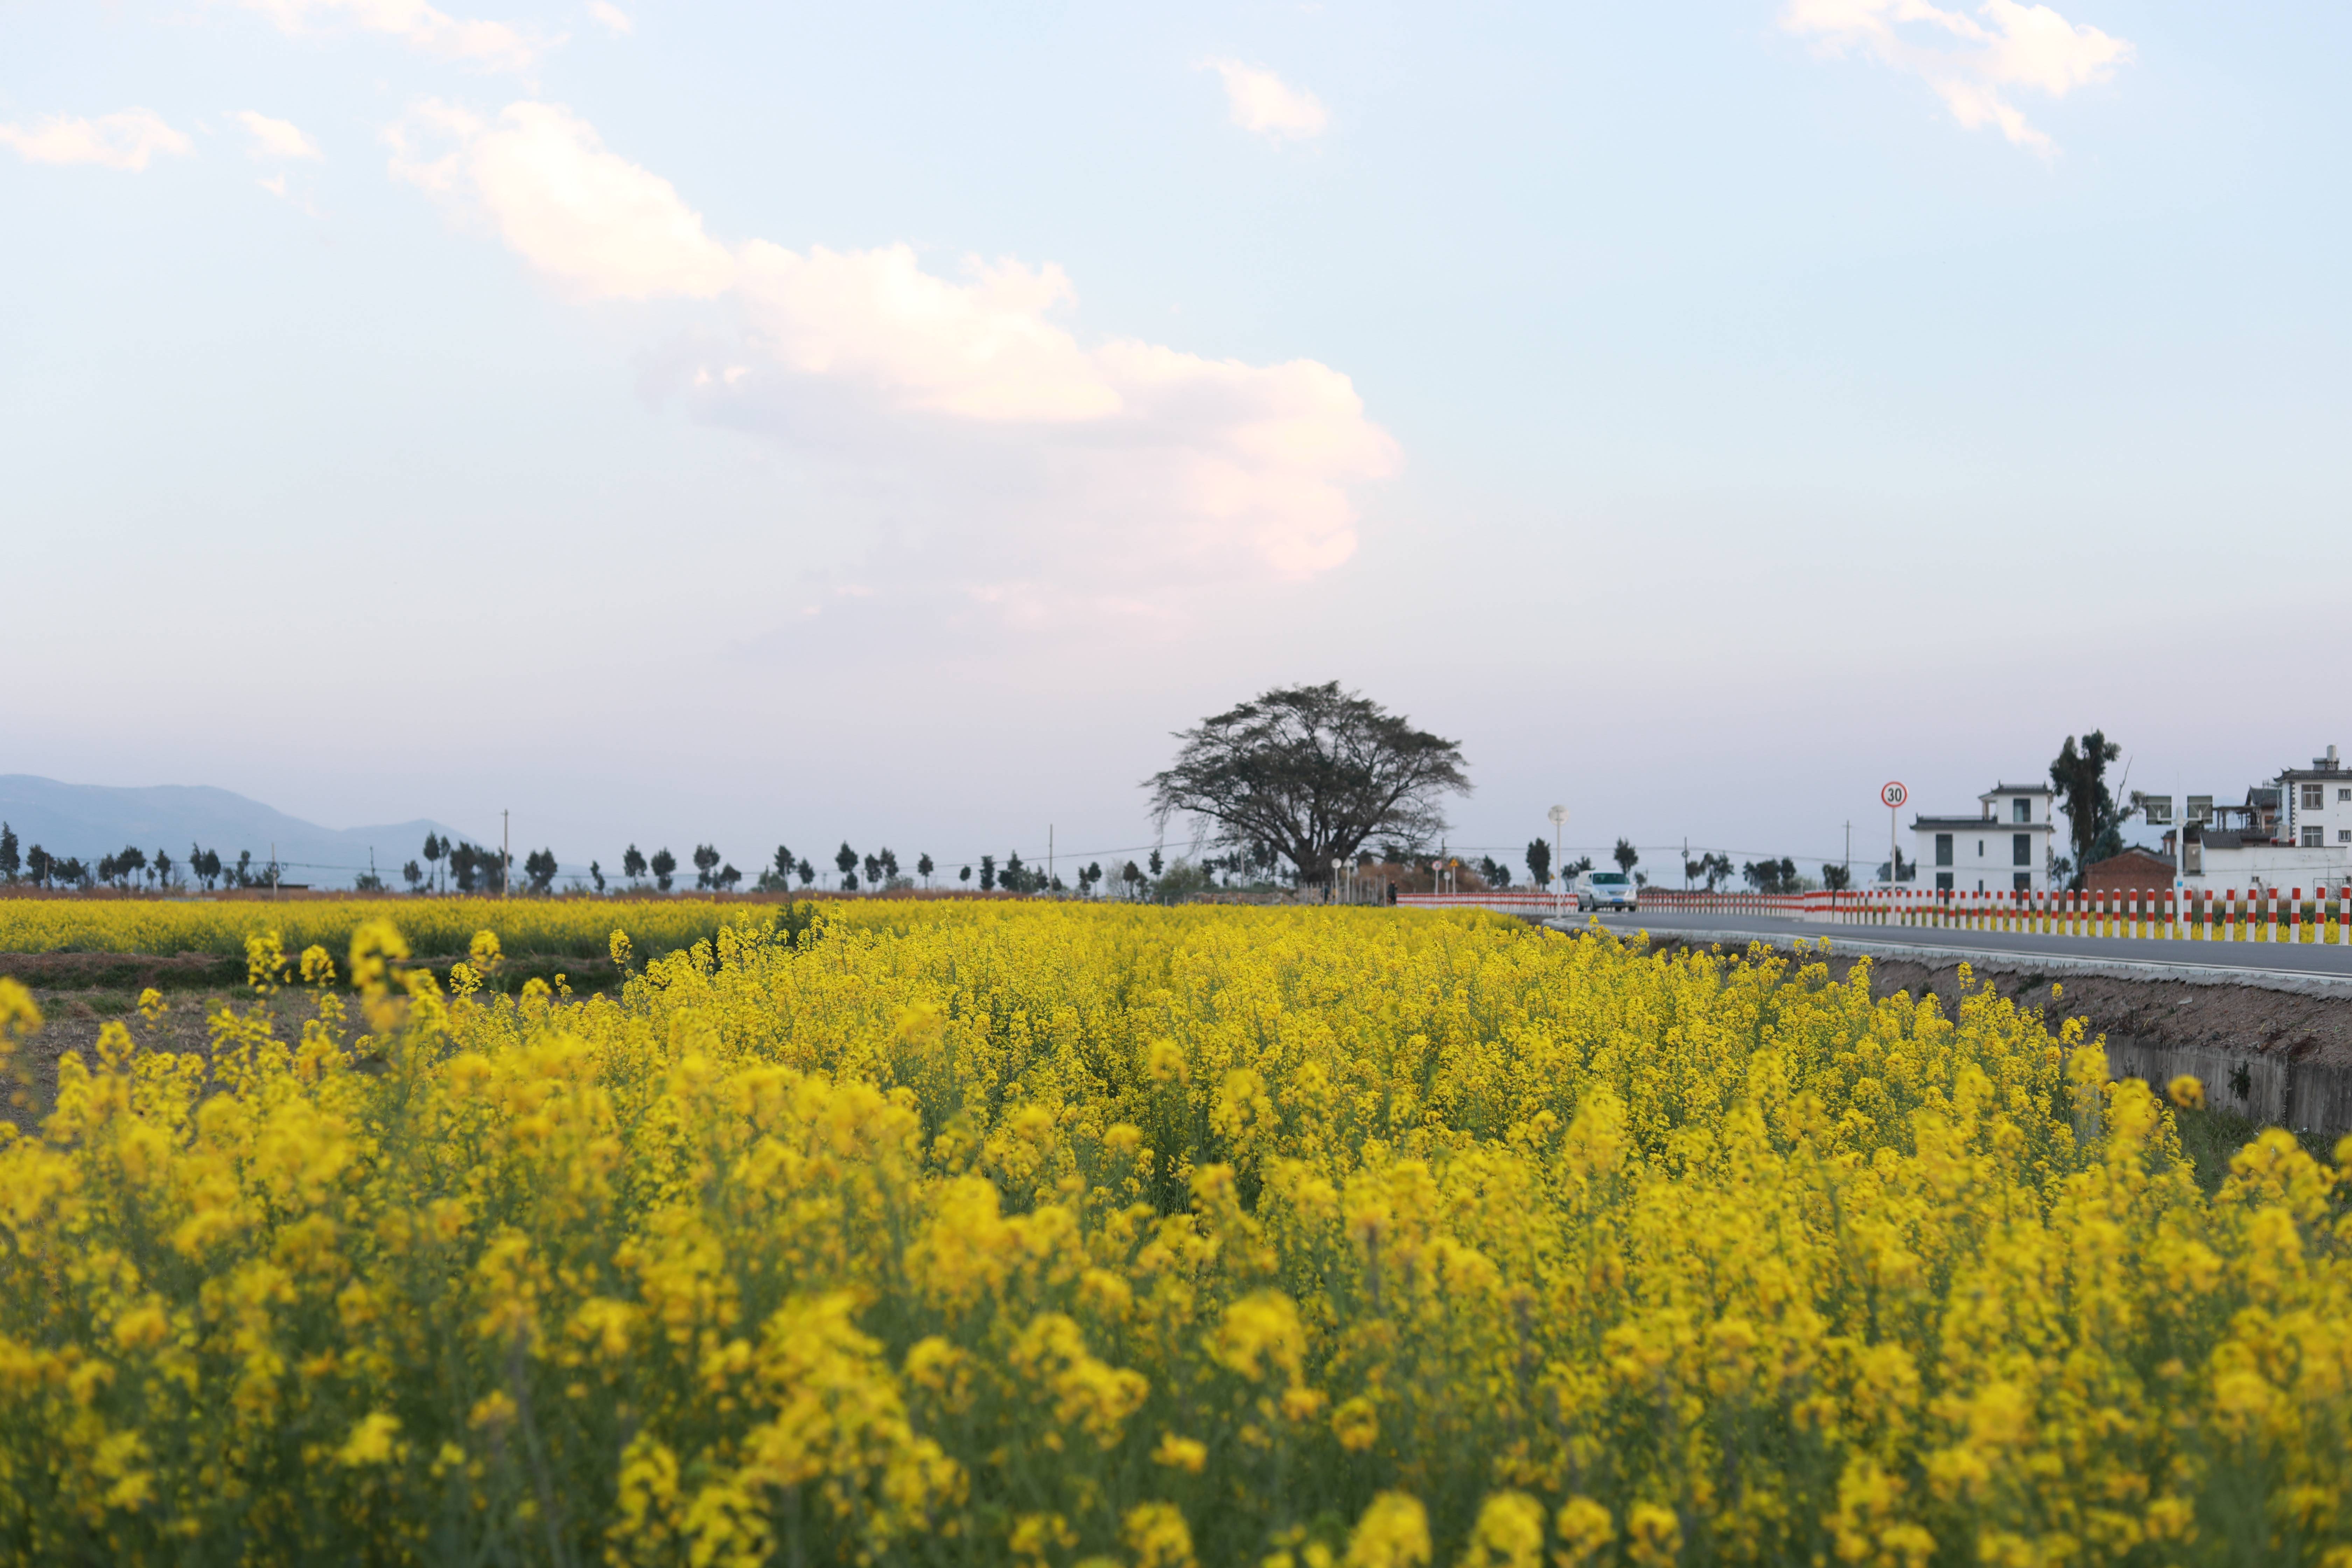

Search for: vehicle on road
xmin=1575 ymin=870 xmax=1638 ymax=912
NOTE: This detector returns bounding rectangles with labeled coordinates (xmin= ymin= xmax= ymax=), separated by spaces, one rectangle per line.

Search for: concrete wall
xmin=2100 ymin=1035 xmax=2352 ymax=1139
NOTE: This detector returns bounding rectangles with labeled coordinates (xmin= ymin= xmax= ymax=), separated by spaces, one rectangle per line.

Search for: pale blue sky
xmin=4 ymin=1 xmax=2346 ymax=879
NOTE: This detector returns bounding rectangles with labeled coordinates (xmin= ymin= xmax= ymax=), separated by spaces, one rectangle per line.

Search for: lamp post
xmin=2174 ymin=784 xmax=2187 ymax=939
xmin=1547 ymin=805 xmax=1568 ymax=913
xmin=1331 ymin=858 xmax=1343 ymax=904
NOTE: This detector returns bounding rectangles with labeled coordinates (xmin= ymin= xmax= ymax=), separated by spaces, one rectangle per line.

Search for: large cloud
xmin=388 ymin=102 xmax=736 ymax=299
xmin=1783 ymin=0 xmax=2130 ymax=152
xmin=388 ymin=100 xmax=1396 ymax=592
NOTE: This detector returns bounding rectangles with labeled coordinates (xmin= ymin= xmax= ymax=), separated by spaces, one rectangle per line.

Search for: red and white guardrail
xmin=1394 ymin=885 xmax=2352 ymax=942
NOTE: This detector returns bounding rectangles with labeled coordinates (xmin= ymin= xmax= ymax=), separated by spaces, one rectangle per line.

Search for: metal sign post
xmin=1881 ymin=781 xmax=1907 ymax=891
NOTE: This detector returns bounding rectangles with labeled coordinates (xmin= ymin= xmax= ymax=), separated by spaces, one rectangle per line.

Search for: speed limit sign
xmin=1881 ymin=781 xmax=1908 ymax=809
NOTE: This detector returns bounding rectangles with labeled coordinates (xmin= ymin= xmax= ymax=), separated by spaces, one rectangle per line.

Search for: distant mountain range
xmin=0 ymin=775 xmax=472 ymax=888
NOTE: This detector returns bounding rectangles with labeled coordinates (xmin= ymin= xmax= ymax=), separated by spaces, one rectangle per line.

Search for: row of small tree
xmin=0 ymin=820 xmax=1191 ymax=901
xmin=0 ymin=826 xmax=282 ymax=892
xmin=390 ymin=833 xmax=1165 ymax=898
xmin=400 ymin=834 xmax=512 ymax=896
xmin=0 ymin=817 xmax=1831 ymax=902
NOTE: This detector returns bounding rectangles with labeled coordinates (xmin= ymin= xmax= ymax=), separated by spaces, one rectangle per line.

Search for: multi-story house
xmin=2282 ymin=746 xmax=2352 ymax=850
xmin=2152 ymin=746 xmax=2352 ymax=889
xmin=1908 ymin=782 xmax=2057 ymax=894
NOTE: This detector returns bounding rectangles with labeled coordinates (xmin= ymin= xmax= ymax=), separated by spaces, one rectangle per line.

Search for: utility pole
xmin=270 ymin=840 xmax=277 ymax=901
xmin=1048 ymin=825 xmax=1054 ymax=895
xmin=502 ymin=810 xmax=510 ymax=900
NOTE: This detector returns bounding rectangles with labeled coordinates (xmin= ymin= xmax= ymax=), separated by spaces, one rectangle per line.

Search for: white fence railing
xmin=1395 ymin=885 xmax=2352 ymax=943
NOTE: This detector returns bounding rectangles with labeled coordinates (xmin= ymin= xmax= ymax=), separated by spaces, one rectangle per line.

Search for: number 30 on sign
xmin=1881 ymin=781 xmax=1907 ymax=809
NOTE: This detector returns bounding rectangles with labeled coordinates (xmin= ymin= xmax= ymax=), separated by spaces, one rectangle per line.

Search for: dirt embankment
xmin=0 ymin=951 xmax=245 ymax=993
xmin=1672 ymin=941 xmax=2352 ymax=1136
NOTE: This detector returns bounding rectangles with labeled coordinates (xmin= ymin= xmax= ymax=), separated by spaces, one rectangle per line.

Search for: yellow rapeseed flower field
xmin=0 ymin=902 xmax=2347 ymax=1566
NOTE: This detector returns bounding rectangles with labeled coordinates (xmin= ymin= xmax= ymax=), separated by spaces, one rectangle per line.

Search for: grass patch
xmin=2174 ymin=1104 xmax=2336 ymax=1192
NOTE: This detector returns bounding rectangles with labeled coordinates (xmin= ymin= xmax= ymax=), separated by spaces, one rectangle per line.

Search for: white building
xmin=1908 ymin=782 xmax=2057 ymax=894
xmin=2282 ymin=746 xmax=2352 ymax=852
xmin=2154 ymin=746 xmax=2352 ymax=890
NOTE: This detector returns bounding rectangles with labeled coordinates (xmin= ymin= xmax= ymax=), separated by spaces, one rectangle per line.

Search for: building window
xmin=2013 ymin=834 xmax=2031 ymax=866
xmin=1976 ymin=840 xmax=1984 ymax=857
xmin=2341 ymin=829 xmax=2351 ymax=843
xmin=2303 ymin=827 xmax=2324 ymax=848
xmin=2340 ymin=788 xmax=2351 ymax=803
xmin=1935 ymin=834 xmax=1953 ymax=867
xmin=2014 ymin=872 xmax=2031 ymax=891
xmin=1935 ymin=872 xmax=1954 ymax=892
xmin=2302 ymin=784 xmax=2326 ymax=810
xmin=2013 ymin=798 xmax=2029 ymax=823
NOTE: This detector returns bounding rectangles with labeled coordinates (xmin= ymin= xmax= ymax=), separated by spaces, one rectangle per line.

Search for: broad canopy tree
xmin=1146 ymin=682 xmax=1470 ymax=890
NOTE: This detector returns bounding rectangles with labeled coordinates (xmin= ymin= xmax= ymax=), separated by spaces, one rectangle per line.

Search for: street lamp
xmin=1548 ymin=805 xmax=1568 ymax=911
xmin=1331 ymin=858 xmax=1342 ymax=904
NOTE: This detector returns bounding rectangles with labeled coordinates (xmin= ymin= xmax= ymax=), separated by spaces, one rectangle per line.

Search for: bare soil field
xmin=0 ymin=951 xmax=623 ymax=1129
xmin=2 ymin=987 xmax=312 ymax=1129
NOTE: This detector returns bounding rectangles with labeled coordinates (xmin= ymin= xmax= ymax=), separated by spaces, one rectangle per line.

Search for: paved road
xmin=1549 ymin=909 xmax=2352 ymax=989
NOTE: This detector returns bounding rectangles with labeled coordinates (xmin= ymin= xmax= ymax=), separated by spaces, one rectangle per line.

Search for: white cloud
xmin=732 ymin=243 xmax=1117 ymax=422
xmin=1783 ymin=0 xmax=2130 ymax=152
xmin=0 ymin=109 xmax=193 ymax=171
xmin=241 ymin=0 xmax=539 ymax=72
xmin=588 ymin=1 xmax=632 ymax=36
xmin=390 ymin=99 xmax=1395 ymax=589
xmin=387 ymin=100 xmax=736 ymax=299
xmin=1205 ymin=60 xmax=1329 ymax=141
xmin=232 ymin=110 xmax=323 ymax=161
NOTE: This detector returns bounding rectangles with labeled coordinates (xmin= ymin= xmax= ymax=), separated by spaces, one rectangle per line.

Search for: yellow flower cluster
xmin=0 ymin=895 xmax=767 ymax=964
xmin=0 ymin=904 xmax=2347 ymax=1567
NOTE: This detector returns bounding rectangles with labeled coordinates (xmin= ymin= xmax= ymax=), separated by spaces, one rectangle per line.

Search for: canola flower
xmin=0 ymin=903 xmax=2346 ymax=1566
xmin=0 ymin=895 xmax=788 ymax=965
